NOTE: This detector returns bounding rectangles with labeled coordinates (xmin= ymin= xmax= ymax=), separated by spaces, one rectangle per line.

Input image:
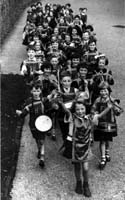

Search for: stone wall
xmin=0 ymin=0 xmax=38 ymax=45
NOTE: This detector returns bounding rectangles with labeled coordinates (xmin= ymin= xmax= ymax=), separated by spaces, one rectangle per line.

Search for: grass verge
xmin=1 ymin=74 xmax=28 ymax=199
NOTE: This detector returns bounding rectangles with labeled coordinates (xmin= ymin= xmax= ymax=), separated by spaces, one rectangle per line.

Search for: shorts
xmin=30 ymin=129 xmax=46 ymax=140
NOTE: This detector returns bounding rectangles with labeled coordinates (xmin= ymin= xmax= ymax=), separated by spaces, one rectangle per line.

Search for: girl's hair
xmin=30 ymin=83 xmax=42 ymax=90
xmin=77 ymin=62 xmax=88 ymax=72
xmin=26 ymin=45 xmax=35 ymax=51
xmin=60 ymin=71 xmax=72 ymax=79
xmin=71 ymin=99 xmax=86 ymax=113
xmin=97 ymin=56 xmax=109 ymax=66
xmin=88 ymin=38 xmax=97 ymax=45
xmin=86 ymin=25 xmax=94 ymax=32
xmin=42 ymin=61 xmax=53 ymax=71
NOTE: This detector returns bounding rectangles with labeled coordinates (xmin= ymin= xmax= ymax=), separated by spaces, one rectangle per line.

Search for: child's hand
xmin=93 ymin=114 xmax=99 ymax=125
xmin=16 ymin=110 xmax=22 ymax=116
xmin=108 ymin=102 xmax=113 ymax=109
xmin=89 ymin=78 xmax=94 ymax=85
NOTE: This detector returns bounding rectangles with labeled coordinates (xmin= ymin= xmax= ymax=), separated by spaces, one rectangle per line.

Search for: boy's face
xmin=35 ymin=43 xmax=41 ymax=51
xmin=89 ymin=42 xmax=96 ymax=51
xmin=75 ymin=103 xmax=86 ymax=117
xmin=74 ymin=17 xmax=80 ymax=23
xmin=54 ymin=28 xmax=59 ymax=35
xmin=60 ymin=18 xmax=64 ymax=23
xmin=61 ymin=76 xmax=72 ymax=88
xmin=37 ymin=26 xmax=42 ymax=31
xmin=33 ymin=36 xmax=39 ymax=42
xmin=27 ymin=49 xmax=35 ymax=59
xmin=82 ymin=32 xmax=89 ymax=41
xmin=38 ymin=11 xmax=42 ymax=16
xmin=31 ymin=87 xmax=41 ymax=99
xmin=51 ymin=36 xmax=57 ymax=42
xmin=98 ymin=59 xmax=105 ymax=69
xmin=44 ymin=68 xmax=51 ymax=75
xmin=100 ymin=88 xmax=109 ymax=98
xmin=72 ymin=58 xmax=80 ymax=66
xmin=43 ymin=22 xmax=48 ymax=28
xmin=50 ymin=57 xmax=58 ymax=66
xmin=65 ymin=35 xmax=71 ymax=43
xmin=79 ymin=68 xmax=88 ymax=78
xmin=53 ymin=5 xmax=57 ymax=10
xmin=52 ymin=42 xmax=58 ymax=50
xmin=82 ymin=9 xmax=87 ymax=15
xmin=72 ymin=28 xmax=77 ymax=35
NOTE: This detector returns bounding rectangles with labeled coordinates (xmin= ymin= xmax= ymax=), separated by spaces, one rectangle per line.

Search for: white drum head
xmin=35 ymin=115 xmax=52 ymax=132
xmin=64 ymin=101 xmax=73 ymax=109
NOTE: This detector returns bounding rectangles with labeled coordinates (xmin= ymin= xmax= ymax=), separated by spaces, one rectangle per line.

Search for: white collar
xmin=63 ymin=87 xmax=70 ymax=93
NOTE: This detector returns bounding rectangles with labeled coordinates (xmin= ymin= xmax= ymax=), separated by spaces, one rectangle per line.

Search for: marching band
xmin=16 ymin=2 xmax=123 ymax=197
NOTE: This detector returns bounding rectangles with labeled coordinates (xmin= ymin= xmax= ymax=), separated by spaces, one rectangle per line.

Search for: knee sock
xmin=74 ymin=163 xmax=82 ymax=182
xmin=82 ymin=169 xmax=89 ymax=184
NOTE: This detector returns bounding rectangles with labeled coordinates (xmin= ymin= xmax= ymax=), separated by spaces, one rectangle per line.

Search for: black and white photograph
xmin=1 ymin=0 xmax=125 ymax=199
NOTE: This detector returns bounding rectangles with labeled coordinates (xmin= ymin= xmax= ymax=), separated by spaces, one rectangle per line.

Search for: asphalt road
xmin=1 ymin=0 xmax=125 ymax=199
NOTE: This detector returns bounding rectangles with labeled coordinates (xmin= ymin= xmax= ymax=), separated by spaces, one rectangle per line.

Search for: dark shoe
xmin=37 ymin=150 xmax=41 ymax=159
xmin=83 ymin=182 xmax=92 ymax=197
xmin=99 ymin=157 xmax=106 ymax=170
xmin=106 ymin=154 xmax=111 ymax=162
xmin=39 ymin=160 xmax=45 ymax=168
xmin=75 ymin=180 xmax=83 ymax=194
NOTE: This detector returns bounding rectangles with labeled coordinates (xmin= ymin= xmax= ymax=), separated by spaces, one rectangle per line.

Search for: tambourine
xmin=64 ymin=101 xmax=73 ymax=109
xmin=35 ymin=115 xmax=52 ymax=132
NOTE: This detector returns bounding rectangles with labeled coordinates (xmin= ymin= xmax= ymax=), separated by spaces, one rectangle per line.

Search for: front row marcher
xmin=64 ymin=99 xmax=92 ymax=197
xmin=16 ymin=84 xmax=49 ymax=168
xmin=91 ymin=81 xmax=123 ymax=169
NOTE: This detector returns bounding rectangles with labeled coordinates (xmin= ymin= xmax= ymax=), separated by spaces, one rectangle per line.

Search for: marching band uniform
xmin=57 ymin=85 xmax=78 ymax=141
xmin=20 ymin=56 xmax=40 ymax=83
xmin=91 ymin=68 xmax=114 ymax=103
xmin=91 ymin=82 xmax=122 ymax=169
xmin=16 ymin=84 xmax=48 ymax=168
xmin=63 ymin=100 xmax=92 ymax=197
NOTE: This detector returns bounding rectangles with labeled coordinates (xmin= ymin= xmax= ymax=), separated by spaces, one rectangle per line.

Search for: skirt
xmin=94 ymin=122 xmax=117 ymax=141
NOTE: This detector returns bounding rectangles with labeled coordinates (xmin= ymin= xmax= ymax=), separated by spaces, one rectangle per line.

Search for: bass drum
xmin=35 ymin=115 xmax=52 ymax=132
xmin=94 ymin=122 xmax=117 ymax=133
xmin=94 ymin=122 xmax=117 ymax=141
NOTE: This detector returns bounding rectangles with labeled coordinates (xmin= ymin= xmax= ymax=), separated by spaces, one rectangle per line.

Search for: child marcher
xmin=72 ymin=62 xmax=92 ymax=114
xmin=83 ymin=39 xmax=99 ymax=78
xmin=57 ymin=71 xmax=79 ymax=142
xmin=64 ymin=99 xmax=92 ymax=197
xmin=91 ymin=55 xmax=114 ymax=103
xmin=38 ymin=61 xmax=58 ymax=140
xmin=70 ymin=52 xmax=81 ymax=79
xmin=38 ymin=61 xmax=58 ymax=97
xmin=20 ymin=46 xmax=40 ymax=84
xmin=91 ymin=81 xmax=123 ymax=169
xmin=16 ymin=83 xmax=48 ymax=168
